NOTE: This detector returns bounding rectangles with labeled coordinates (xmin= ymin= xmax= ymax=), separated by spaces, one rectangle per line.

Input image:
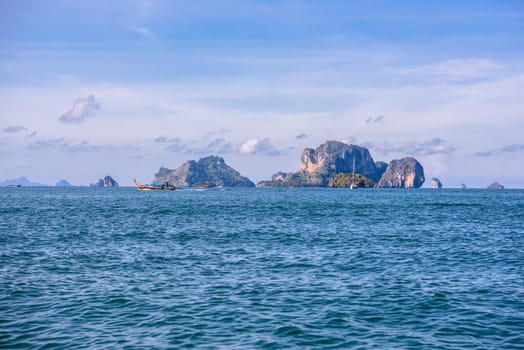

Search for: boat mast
xmin=351 ymin=155 xmax=356 ymax=188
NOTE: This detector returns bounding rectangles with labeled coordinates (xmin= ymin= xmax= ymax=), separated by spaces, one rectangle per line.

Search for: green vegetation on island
xmin=328 ymin=173 xmax=375 ymax=188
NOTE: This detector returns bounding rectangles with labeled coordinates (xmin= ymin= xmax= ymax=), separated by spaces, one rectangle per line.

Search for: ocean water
xmin=1 ymin=187 xmax=523 ymax=349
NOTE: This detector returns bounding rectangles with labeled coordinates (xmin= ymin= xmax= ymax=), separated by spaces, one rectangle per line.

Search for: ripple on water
xmin=1 ymin=188 xmax=524 ymax=348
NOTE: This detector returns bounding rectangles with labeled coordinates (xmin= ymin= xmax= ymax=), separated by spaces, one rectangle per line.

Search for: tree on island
xmin=328 ymin=173 xmax=375 ymax=188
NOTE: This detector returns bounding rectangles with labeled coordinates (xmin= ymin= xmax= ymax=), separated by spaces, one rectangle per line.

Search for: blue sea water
xmin=1 ymin=187 xmax=523 ymax=349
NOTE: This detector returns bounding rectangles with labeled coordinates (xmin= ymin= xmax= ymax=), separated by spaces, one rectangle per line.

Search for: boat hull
xmin=134 ymin=179 xmax=176 ymax=191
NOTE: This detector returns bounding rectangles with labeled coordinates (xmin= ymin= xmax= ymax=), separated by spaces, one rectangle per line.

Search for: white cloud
xmin=203 ymin=128 xmax=231 ymax=139
xmin=413 ymin=138 xmax=456 ymax=156
xmin=239 ymin=138 xmax=282 ymax=156
xmin=134 ymin=26 xmax=156 ymax=40
xmin=400 ymin=58 xmax=503 ymax=81
xmin=340 ymin=136 xmax=357 ymax=145
xmin=27 ymin=138 xmax=69 ymax=150
xmin=239 ymin=139 xmax=259 ymax=154
xmin=475 ymin=143 xmax=524 ymax=157
xmin=164 ymin=137 xmax=189 ymax=153
xmin=26 ymin=137 xmax=131 ymax=154
xmin=159 ymin=135 xmax=282 ymax=157
xmin=59 ymin=95 xmax=101 ymax=124
xmin=372 ymin=138 xmax=456 ymax=156
xmin=202 ymin=138 xmax=237 ymax=154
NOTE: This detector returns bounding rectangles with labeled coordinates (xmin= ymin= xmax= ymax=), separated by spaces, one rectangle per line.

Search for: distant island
xmin=258 ymin=140 xmax=425 ymax=188
xmin=55 ymin=179 xmax=72 ymax=187
xmin=432 ymin=178 xmax=443 ymax=189
xmin=487 ymin=182 xmax=504 ymax=190
xmin=90 ymin=176 xmax=118 ymax=188
xmin=153 ymin=155 xmax=255 ymax=188
xmin=0 ymin=176 xmax=47 ymax=187
xmin=148 ymin=141 xmax=428 ymax=189
xmin=1 ymin=143 xmax=514 ymax=189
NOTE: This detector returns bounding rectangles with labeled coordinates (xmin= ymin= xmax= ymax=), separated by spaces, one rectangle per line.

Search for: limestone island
xmin=257 ymin=140 xmax=425 ymax=188
xmin=0 ymin=176 xmax=46 ymax=187
xmin=90 ymin=176 xmax=118 ymax=188
xmin=55 ymin=179 xmax=72 ymax=187
xmin=431 ymin=178 xmax=442 ymax=189
xmin=487 ymin=182 xmax=504 ymax=190
xmin=153 ymin=155 xmax=255 ymax=188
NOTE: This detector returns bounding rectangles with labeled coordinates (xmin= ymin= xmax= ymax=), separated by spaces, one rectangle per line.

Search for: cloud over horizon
xmin=27 ymin=138 xmax=69 ymax=150
xmin=399 ymin=58 xmax=504 ymax=81
xmin=158 ymin=136 xmax=236 ymax=155
xmin=158 ymin=135 xmax=283 ymax=157
xmin=27 ymin=137 xmax=129 ymax=153
xmin=475 ymin=143 xmax=524 ymax=157
xmin=372 ymin=138 xmax=456 ymax=156
xmin=239 ymin=138 xmax=282 ymax=156
xmin=3 ymin=125 xmax=26 ymax=133
xmin=59 ymin=95 xmax=101 ymax=124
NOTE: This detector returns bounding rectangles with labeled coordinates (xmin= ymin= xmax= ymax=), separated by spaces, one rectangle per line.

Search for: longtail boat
xmin=134 ymin=179 xmax=176 ymax=191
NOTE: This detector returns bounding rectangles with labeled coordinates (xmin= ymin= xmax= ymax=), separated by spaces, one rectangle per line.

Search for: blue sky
xmin=1 ymin=0 xmax=523 ymax=187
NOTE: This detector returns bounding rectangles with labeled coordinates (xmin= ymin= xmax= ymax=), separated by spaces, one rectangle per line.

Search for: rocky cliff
xmin=375 ymin=161 xmax=388 ymax=180
xmin=259 ymin=141 xmax=381 ymax=187
xmin=258 ymin=141 xmax=425 ymax=188
xmin=377 ymin=158 xmax=425 ymax=188
xmin=299 ymin=141 xmax=381 ymax=182
xmin=90 ymin=175 xmax=118 ymax=188
xmin=487 ymin=182 xmax=504 ymax=190
xmin=431 ymin=178 xmax=442 ymax=189
xmin=153 ymin=155 xmax=255 ymax=188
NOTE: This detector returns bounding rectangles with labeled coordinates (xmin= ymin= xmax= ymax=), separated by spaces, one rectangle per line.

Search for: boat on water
xmin=8 ymin=184 xmax=21 ymax=188
xmin=134 ymin=179 xmax=176 ymax=191
xmin=192 ymin=182 xmax=216 ymax=189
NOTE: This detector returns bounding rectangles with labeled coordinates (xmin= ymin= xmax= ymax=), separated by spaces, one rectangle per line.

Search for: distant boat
xmin=134 ymin=179 xmax=176 ymax=191
xmin=8 ymin=184 xmax=21 ymax=188
xmin=192 ymin=182 xmax=215 ymax=189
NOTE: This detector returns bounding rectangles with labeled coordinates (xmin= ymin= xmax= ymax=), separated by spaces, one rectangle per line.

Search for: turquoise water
xmin=1 ymin=187 xmax=523 ymax=349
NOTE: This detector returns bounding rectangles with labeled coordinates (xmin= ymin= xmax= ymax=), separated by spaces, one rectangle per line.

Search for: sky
xmin=1 ymin=0 xmax=523 ymax=187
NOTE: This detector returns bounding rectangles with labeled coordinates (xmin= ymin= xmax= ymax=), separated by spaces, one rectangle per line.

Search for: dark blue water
xmin=1 ymin=187 xmax=523 ymax=349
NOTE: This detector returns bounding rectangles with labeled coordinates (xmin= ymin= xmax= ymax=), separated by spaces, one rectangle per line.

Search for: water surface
xmin=1 ymin=187 xmax=523 ymax=348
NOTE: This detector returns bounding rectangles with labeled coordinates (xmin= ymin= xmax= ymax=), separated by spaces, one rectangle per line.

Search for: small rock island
xmin=55 ymin=179 xmax=72 ymax=187
xmin=487 ymin=182 xmax=504 ymax=190
xmin=90 ymin=176 xmax=118 ymax=188
xmin=431 ymin=178 xmax=443 ymax=189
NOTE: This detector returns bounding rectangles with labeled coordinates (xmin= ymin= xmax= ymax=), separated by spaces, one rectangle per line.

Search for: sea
xmin=1 ymin=187 xmax=523 ymax=349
